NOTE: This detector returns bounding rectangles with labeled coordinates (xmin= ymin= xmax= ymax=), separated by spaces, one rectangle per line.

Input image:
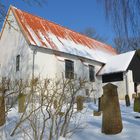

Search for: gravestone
xmin=58 ymin=111 xmax=65 ymax=117
xmin=102 ymin=83 xmax=123 ymax=134
xmin=125 ymin=94 xmax=130 ymax=107
xmin=76 ymin=96 xmax=83 ymax=111
xmin=0 ymin=95 xmax=6 ymax=126
xmin=54 ymin=99 xmax=57 ymax=109
xmin=138 ymin=93 xmax=140 ymax=98
xmin=93 ymin=110 xmax=101 ymax=116
xmin=18 ymin=94 xmax=26 ymax=113
xmin=132 ymin=93 xmax=137 ymax=99
xmin=98 ymin=97 xmax=101 ymax=111
xmin=134 ymin=97 xmax=140 ymax=112
xmin=98 ymin=95 xmax=103 ymax=111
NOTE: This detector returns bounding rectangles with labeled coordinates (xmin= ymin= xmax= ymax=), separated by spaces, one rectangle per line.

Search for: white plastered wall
xmin=102 ymin=70 xmax=134 ymax=100
xmin=33 ymin=48 xmax=103 ymax=99
xmin=1 ymin=9 xmax=135 ymax=100
xmin=125 ymin=70 xmax=135 ymax=99
xmin=0 ymin=9 xmax=103 ymax=99
xmin=0 ymin=10 xmax=33 ymax=80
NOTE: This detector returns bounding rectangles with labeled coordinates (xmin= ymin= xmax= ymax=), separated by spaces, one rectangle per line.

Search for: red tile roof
xmin=10 ymin=6 xmax=117 ymax=63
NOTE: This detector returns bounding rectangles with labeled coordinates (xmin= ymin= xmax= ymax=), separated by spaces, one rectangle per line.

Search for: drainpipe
xmin=32 ymin=46 xmax=37 ymax=80
xmin=125 ymin=72 xmax=129 ymax=95
xmin=31 ymin=46 xmax=37 ymax=113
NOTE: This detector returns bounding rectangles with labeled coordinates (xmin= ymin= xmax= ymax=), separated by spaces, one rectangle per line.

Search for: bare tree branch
xmin=0 ymin=0 xmax=48 ymax=28
xmin=81 ymin=27 xmax=107 ymax=43
xmin=99 ymin=0 xmax=140 ymax=52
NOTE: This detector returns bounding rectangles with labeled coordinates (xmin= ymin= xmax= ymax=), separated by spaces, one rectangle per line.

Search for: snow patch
xmin=47 ymin=32 xmax=113 ymax=63
xmin=99 ymin=51 xmax=136 ymax=75
xmin=26 ymin=24 xmax=42 ymax=47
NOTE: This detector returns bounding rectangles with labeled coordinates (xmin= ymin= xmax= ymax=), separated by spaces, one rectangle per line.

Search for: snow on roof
xmin=10 ymin=6 xmax=117 ymax=63
xmin=98 ymin=51 xmax=136 ymax=75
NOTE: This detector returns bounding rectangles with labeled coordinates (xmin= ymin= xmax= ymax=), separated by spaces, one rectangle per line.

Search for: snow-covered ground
xmin=0 ymin=100 xmax=140 ymax=140
xmin=72 ymin=101 xmax=140 ymax=140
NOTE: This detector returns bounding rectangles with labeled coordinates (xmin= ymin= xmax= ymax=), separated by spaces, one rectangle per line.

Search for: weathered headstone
xmin=18 ymin=94 xmax=26 ymax=113
xmin=102 ymin=83 xmax=123 ymax=134
xmin=58 ymin=111 xmax=65 ymax=117
xmin=98 ymin=97 xmax=101 ymax=111
xmin=125 ymin=94 xmax=130 ymax=107
xmin=98 ymin=95 xmax=103 ymax=111
xmin=94 ymin=98 xmax=96 ymax=104
xmin=132 ymin=93 xmax=137 ymax=99
xmin=54 ymin=99 xmax=57 ymax=109
xmin=76 ymin=96 xmax=83 ymax=111
xmin=138 ymin=93 xmax=140 ymax=98
xmin=0 ymin=95 xmax=6 ymax=126
xmin=134 ymin=97 xmax=140 ymax=112
xmin=93 ymin=110 xmax=101 ymax=116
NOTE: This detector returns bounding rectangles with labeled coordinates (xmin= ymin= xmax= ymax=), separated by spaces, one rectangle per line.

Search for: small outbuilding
xmin=99 ymin=50 xmax=140 ymax=99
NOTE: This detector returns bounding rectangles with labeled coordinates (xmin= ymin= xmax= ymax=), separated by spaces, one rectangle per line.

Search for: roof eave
xmin=30 ymin=44 xmax=105 ymax=64
xmin=10 ymin=6 xmax=32 ymax=45
xmin=98 ymin=70 xmax=126 ymax=76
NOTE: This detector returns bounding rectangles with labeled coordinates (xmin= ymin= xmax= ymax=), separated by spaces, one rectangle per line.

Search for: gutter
xmin=125 ymin=72 xmax=129 ymax=95
xmin=30 ymin=44 xmax=106 ymax=65
xmin=30 ymin=45 xmax=38 ymax=80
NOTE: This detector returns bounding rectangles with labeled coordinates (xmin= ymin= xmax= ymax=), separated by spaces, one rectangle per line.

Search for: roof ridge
xmin=11 ymin=5 xmax=114 ymax=49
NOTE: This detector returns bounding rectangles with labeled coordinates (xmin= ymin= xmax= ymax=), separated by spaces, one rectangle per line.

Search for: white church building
xmin=0 ymin=6 xmax=140 ymax=100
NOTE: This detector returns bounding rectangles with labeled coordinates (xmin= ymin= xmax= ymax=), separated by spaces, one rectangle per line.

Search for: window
xmin=65 ymin=60 xmax=74 ymax=79
xmin=102 ymin=72 xmax=123 ymax=83
xmin=16 ymin=55 xmax=20 ymax=72
xmin=89 ymin=65 xmax=95 ymax=82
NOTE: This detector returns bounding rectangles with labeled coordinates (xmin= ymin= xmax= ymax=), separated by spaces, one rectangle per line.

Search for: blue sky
xmin=1 ymin=0 xmax=115 ymax=45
